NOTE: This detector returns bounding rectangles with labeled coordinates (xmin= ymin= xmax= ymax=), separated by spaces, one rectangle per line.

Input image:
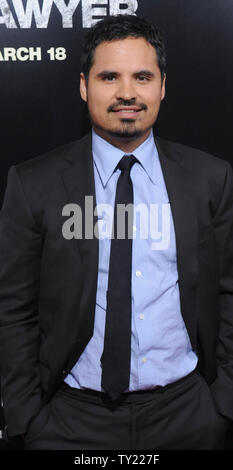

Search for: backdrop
xmin=0 ymin=0 xmax=233 ymax=208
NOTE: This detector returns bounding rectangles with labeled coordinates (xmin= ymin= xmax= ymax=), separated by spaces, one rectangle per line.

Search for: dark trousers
xmin=24 ymin=369 xmax=228 ymax=450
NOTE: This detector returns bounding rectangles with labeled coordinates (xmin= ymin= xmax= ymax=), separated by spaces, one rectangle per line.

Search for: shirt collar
xmin=92 ymin=128 xmax=158 ymax=187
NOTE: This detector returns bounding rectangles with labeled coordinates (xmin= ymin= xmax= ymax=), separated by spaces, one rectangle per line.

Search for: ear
xmin=161 ymin=73 xmax=166 ymax=101
xmin=80 ymin=72 xmax=88 ymax=102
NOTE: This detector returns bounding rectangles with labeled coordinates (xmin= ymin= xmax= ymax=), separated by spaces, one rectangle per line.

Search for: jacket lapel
xmin=61 ymin=132 xmax=99 ymax=348
xmin=155 ymin=135 xmax=199 ymax=349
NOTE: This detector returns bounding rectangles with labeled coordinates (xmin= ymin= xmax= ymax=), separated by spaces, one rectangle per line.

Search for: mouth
xmin=111 ymin=107 xmax=144 ymax=118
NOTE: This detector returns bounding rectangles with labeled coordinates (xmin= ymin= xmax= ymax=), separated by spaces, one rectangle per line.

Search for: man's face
xmin=80 ymin=37 xmax=166 ymax=150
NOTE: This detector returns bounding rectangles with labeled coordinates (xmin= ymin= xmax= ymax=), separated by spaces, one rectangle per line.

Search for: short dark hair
xmin=80 ymin=14 xmax=166 ymax=80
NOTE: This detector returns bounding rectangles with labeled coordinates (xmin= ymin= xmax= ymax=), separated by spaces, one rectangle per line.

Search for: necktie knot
xmin=117 ymin=154 xmax=137 ymax=173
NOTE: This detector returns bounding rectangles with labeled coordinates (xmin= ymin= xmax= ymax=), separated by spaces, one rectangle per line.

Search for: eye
xmin=137 ymin=75 xmax=150 ymax=82
xmin=103 ymin=75 xmax=116 ymax=82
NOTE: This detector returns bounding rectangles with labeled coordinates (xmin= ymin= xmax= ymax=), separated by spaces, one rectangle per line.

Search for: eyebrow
xmin=96 ymin=70 xmax=155 ymax=79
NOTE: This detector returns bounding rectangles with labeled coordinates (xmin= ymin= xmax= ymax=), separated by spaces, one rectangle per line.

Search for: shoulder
xmin=3 ymin=133 xmax=91 ymax=215
xmin=155 ymin=136 xmax=230 ymax=172
xmin=155 ymin=136 xmax=233 ymax=210
xmin=8 ymin=133 xmax=91 ymax=202
xmin=155 ymin=136 xmax=233 ymax=188
xmin=15 ymin=132 xmax=91 ymax=181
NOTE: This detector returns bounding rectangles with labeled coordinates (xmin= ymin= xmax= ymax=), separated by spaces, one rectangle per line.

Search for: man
xmin=0 ymin=14 xmax=233 ymax=450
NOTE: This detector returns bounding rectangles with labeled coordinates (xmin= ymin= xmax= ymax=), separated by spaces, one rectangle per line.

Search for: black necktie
xmin=101 ymin=154 xmax=137 ymax=401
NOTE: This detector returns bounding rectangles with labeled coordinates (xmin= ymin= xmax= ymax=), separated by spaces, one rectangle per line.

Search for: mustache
xmin=108 ymin=100 xmax=147 ymax=112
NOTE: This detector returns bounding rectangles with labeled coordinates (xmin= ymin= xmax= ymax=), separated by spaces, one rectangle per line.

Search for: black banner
xmin=0 ymin=449 xmax=231 ymax=465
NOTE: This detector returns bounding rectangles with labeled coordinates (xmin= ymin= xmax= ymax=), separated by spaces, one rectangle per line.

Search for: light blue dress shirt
xmin=65 ymin=129 xmax=197 ymax=391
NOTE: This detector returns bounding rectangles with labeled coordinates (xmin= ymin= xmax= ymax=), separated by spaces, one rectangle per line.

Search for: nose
xmin=115 ymin=78 xmax=136 ymax=102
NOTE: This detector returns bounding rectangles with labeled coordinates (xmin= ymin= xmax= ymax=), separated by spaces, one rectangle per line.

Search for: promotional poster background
xmin=0 ymin=0 xmax=233 ymax=207
xmin=0 ymin=0 xmax=233 ymax=449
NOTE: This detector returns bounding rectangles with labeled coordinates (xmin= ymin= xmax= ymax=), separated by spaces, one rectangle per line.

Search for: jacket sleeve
xmin=0 ymin=166 xmax=43 ymax=437
xmin=210 ymin=160 xmax=233 ymax=420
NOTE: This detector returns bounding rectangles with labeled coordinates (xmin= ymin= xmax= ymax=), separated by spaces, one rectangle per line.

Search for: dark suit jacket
xmin=1 ymin=130 xmax=233 ymax=437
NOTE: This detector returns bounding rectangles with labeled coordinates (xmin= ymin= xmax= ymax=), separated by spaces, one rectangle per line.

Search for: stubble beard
xmin=93 ymin=117 xmax=143 ymax=141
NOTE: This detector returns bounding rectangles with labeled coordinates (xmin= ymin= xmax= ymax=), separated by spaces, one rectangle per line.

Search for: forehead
xmin=91 ymin=37 xmax=158 ymax=72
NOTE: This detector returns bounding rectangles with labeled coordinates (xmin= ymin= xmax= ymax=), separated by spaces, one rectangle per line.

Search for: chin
xmin=106 ymin=120 xmax=145 ymax=139
xmin=108 ymin=128 xmax=142 ymax=140
xmin=91 ymin=116 xmax=152 ymax=142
